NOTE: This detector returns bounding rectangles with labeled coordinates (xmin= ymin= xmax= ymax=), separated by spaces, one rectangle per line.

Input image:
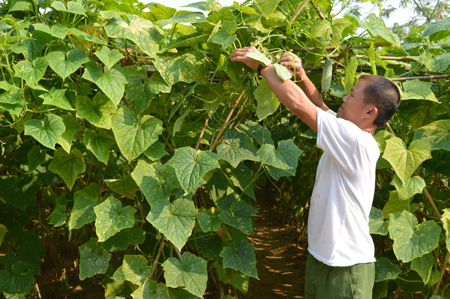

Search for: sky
xmin=155 ymin=0 xmax=413 ymax=28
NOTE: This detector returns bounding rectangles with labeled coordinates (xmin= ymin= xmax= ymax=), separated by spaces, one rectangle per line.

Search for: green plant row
xmin=0 ymin=0 xmax=450 ymax=298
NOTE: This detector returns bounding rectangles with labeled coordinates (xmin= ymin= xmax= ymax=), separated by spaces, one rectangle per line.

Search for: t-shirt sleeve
xmin=316 ymin=108 xmax=358 ymax=169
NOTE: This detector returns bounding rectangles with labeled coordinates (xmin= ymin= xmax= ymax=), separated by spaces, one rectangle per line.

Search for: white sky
xmin=155 ymin=0 xmax=413 ymax=28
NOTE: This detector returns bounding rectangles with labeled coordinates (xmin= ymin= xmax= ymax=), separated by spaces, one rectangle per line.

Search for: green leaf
xmin=0 ymin=88 xmax=24 ymax=117
xmin=94 ymin=197 xmax=136 ymax=242
xmin=51 ymin=1 xmax=86 ymax=15
xmin=112 ymin=255 xmax=151 ymax=286
xmin=27 ymin=145 xmax=46 ymax=172
xmin=198 ymin=210 xmax=222 ymax=233
xmin=375 ymin=257 xmax=401 ymax=282
xmin=223 ymin=164 xmax=256 ymax=200
xmin=219 ymin=201 xmax=258 ymax=233
xmin=167 ymin=147 xmax=220 ymax=193
xmin=215 ymin=260 xmax=249 ymax=294
xmin=148 ymin=71 xmax=171 ymax=94
xmin=48 ymin=148 xmax=85 ymax=190
xmin=83 ymin=129 xmax=115 ymax=164
xmin=254 ymin=80 xmax=279 ymax=121
xmin=383 ymin=191 xmax=418 ymax=218
xmin=423 ymin=18 xmax=450 ymax=41
xmin=0 ymin=173 xmax=40 ymax=210
xmin=162 ymin=32 xmax=209 ymax=53
xmin=131 ymin=280 xmax=170 ymax=299
xmin=95 ymin=46 xmax=123 ymax=69
xmin=369 ymin=207 xmax=389 ymax=235
xmin=13 ymin=57 xmax=48 ymax=84
xmin=131 ymin=160 xmax=178 ymax=205
xmin=389 ymin=211 xmax=441 ymax=263
xmin=111 ymin=106 xmax=163 ymax=161
xmin=239 ymin=121 xmax=273 ymax=145
xmin=24 ymin=114 xmax=65 ymax=149
xmin=310 ymin=18 xmax=353 ymax=49
xmin=413 ymin=120 xmax=450 ymax=151
xmin=101 ymin=227 xmax=145 ymax=252
xmin=104 ymin=15 xmax=162 ymax=57
xmin=39 ymin=87 xmax=74 ymax=111
xmin=257 ymin=139 xmax=302 ymax=176
xmin=157 ymin=12 xmax=207 ymax=27
xmin=390 ymin=175 xmax=425 ymax=201
xmin=46 ymin=194 xmax=68 ymax=227
xmin=149 ymin=3 xmax=176 ymax=20
xmin=0 ymin=268 xmax=34 ymax=299
xmin=162 ymin=252 xmax=207 ymax=298
xmin=401 ymin=80 xmax=438 ymax=102
xmin=82 ymin=62 xmax=127 ymax=105
xmin=144 ymin=141 xmax=169 ymax=161
xmin=46 ymin=49 xmax=90 ymax=79
xmin=344 ymin=56 xmax=358 ymax=95
xmin=364 ymin=13 xmax=399 ymax=46
xmin=0 ymin=224 xmax=7 ymax=246
xmin=217 ymin=131 xmax=259 ymax=168
xmin=76 ymin=94 xmax=117 ymax=130
xmin=147 ymin=198 xmax=196 ymax=249
xmin=411 ymin=252 xmax=434 ymax=284
xmin=382 ymin=137 xmax=432 ymax=185
xmin=8 ymin=0 xmax=34 ymax=11
xmin=123 ymin=65 xmax=154 ymax=114
xmin=69 ymin=28 xmax=107 ymax=45
xmin=154 ymin=50 xmax=208 ymax=85
xmin=32 ymin=24 xmax=70 ymax=39
xmin=274 ymin=63 xmax=291 ymax=82
xmin=105 ymin=174 xmax=139 ymax=197
xmin=246 ymin=51 xmax=272 ymax=66
xmin=426 ymin=52 xmax=450 ymax=72
xmin=220 ymin=240 xmax=258 ymax=278
xmin=58 ymin=115 xmax=82 ymax=153
xmin=441 ymin=209 xmax=450 ymax=252
xmin=68 ymin=183 xmax=102 ymax=230
xmin=79 ymin=238 xmax=111 ymax=280
xmin=253 ymin=0 xmax=281 ymax=18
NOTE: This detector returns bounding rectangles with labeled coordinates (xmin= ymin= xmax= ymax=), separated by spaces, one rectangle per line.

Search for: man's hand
xmin=279 ymin=52 xmax=304 ymax=81
xmin=230 ymin=46 xmax=260 ymax=70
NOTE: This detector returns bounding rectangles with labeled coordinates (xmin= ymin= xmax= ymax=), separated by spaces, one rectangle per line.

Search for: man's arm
xmin=230 ymin=47 xmax=319 ymax=132
xmin=279 ymin=52 xmax=329 ymax=112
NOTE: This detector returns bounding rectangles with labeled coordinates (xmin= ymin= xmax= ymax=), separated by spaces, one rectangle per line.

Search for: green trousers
xmin=305 ymin=254 xmax=375 ymax=299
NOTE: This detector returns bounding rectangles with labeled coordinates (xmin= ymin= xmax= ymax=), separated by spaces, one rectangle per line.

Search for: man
xmin=230 ymin=47 xmax=400 ymax=299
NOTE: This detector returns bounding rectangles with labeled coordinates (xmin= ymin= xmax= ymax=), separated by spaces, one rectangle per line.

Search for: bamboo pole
xmin=290 ymin=0 xmax=309 ymax=24
xmin=293 ymin=43 xmax=392 ymax=53
xmin=436 ymin=3 xmax=446 ymax=21
xmin=328 ymin=54 xmax=416 ymax=62
xmin=195 ymin=116 xmax=209 ymax=151
xmin=390 ymin=74 xmax=450 ymax=81
xmin=310 ymin=0 xmax=325 ymax=20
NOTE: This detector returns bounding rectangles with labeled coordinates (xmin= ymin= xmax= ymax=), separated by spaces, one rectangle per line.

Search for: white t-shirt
xmin=307 ymin=108 xmax=379 ymax=267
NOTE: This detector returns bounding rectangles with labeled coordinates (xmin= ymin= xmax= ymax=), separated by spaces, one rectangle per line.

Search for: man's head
xmin=337 ymin=75 xmax=400 ymax=130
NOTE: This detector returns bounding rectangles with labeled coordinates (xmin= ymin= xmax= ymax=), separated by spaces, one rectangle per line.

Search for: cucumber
xmin=321 ymin=59 xmax=333 ymax=92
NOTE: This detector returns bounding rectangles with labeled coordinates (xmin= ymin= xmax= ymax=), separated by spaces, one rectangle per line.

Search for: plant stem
xmin=195 ymin=116 xmax=209 ymax=151
xmin=289 ymin=0 xmax=309 ymax=24
xmin=150 ymin=238 xmax=166 ymax=280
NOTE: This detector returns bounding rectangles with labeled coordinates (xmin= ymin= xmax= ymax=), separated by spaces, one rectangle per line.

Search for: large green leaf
xmin=220 ymin=240 xmax=258 ymax=278
xmin=154 ymin=50 xmax=208 ymax=85
xmin=161 ymin=32 xmax=209 ymax=53
xmin=131 ymin=160 xmax=179 ymax=205
xmin=27 ymin=145 xmax=46 ymax=172
xmin=123 ymin=65 xmax=154 ymax=115
xmin=101 ymin=227 xmax=145 ymax=253
xmin=219 ymin=201 xmax=258 ymax=233
xmin=413 ymin=120 xmax=450 ymax=151
xmin=426 ymin=52 xmax=450 ymax=72
xmin=95 ymin=46 xmax=123 ymax=69
xmin=198 ymin=210 xmax=222 ymax=233
xmin=364 ymin=13 xmax=399 ymax=46
xmin=8 ymin=0 xmax=33 ymax=11
xmin=48 ymin=148 xmax=85 ymax=190
xmin=239 ymin=121 xmax=273 ymax=145
xmin=83 ymin=129 xmax=115 ymax=164
xmin=68 ymin=183 xmax=102 ymax=230
xmin=0 ymin=89 xmax=24 ymax=117
xmin=131 ymin=280 xmax=170 ymax=299
xmin=253 ymin=0 xmax=281 ymax=18
xmin=13 ymin=57 xmax=48 ymax=84
xmin=254 ymin=80 xmax=279 ymax=121
xmin=32 ymin=24 xmax=70 ymax=39
xmin=144 ymin=141 xmax=169 ymax=161
xmin=162 ymin=252 xmax=207 ymax=298
xmin=382 ymin=137 xmax=432 ymax=185
xmin=58 ymin=115 xmax=82 ymax=153
xmin=217 ymin=130 xmax=259 ymax=168
xmin=344 ymin=56 xmax=358 ymax=95
xmin=24 ymin=114 xmax=65 ymax=149
xmin=0 ymin=224 xmax=7 ymax=246
xmin=0 ymin=173 xmax=40 ymax=210
xmin=257 ymin=139 xmax=302 ymax=177
xmin=157 ymin=12 xmax=207 ymax=27
xmin=39 ymin=87 xmax=74 ymax=111
xmin=310 ymin=18 xmax=353 ymax=49
xmin=423 ymin=18 xmax=450 ymax=41
xmin=46 ymin=49 xmax=90 ymax=79
xmin=79 ymin=238 xmax=111 ymax=280
xmin=82 ymin=62 xmax=127 ymax=105
xmin=369 ymin=207 xmax=389 ymax=235
xmin=0 ymin=267 xmax=34 ymax=299
xmin=104 ymin=15 xmax=162 ymax=57
xmin=167 ymin=147 xmax=220 ymax=193
xmin=390 ymin=175 xmax=425 ymax=201
xmin=47 ymin=194 xmax=68 ymax=227
xmin=94 ymin=197 xmax=136 ymax=242
xmin=389 ymin=211 xmax=441 ymax=263
xmin=147 ymin=198 xmax=196 ymax=249
xmin=112 ymin=255 xmax=151 ymax=286
xmin=76 ymin=94 xmax=117 ymax=130
xmin=383 ymin=191 xmax=418 ymax=218
xmin=375 ymin=257 xmax=401 ymax=282
xmin=111 ymin=106 xmax=163 ymax=161
xmin=215 ymin=260 xmax=249 ymax=294
xmin=411 ymin=253 xmax=434 ymax=284
xmin=401 ymin=80 xmax=438 ymax=102
xmin=51 ymin=1 xmax=86 ymax=15
xmin=441 ymin=209 xmax=450 ymax=252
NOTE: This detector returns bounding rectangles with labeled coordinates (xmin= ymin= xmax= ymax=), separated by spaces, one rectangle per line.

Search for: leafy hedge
xmin=1 ymin=0 xmax=450 ymax=298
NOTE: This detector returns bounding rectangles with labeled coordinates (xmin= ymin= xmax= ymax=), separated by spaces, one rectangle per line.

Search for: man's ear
xmin=366 ymin=106 xmax=378 ymax=119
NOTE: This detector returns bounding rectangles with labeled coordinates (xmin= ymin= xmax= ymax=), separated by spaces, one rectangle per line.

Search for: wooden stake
xmin=436 ymin=3 xmax=446 ymax=21
xmin=293 ymin=43 xmax=391 ymax=53
xmin=211 ymin=90 xmax=246 ymax=151
xmin=195 ymin=116 xmax=209 ymax=151
xmin=150 ymin=238 xmax=166 ymax=280
xmin=390 ymin=74 xmax=450 ymax=81
xmin=290 ymin=0 xmax=309 ymax=24
xmin=310 ymin=0 xmax=325 ymax=20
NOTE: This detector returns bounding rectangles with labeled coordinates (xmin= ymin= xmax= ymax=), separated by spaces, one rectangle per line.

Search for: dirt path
xmin=243 ymin=189 xmax=307 ymax=299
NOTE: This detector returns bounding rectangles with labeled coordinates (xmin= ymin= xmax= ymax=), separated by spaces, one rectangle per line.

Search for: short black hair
xmin=359 ymin=75 xmax=401 ymax=127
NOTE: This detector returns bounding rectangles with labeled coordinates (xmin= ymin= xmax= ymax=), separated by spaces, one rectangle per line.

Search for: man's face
xmin=336 ymin=79 xmax=371 ymax=124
